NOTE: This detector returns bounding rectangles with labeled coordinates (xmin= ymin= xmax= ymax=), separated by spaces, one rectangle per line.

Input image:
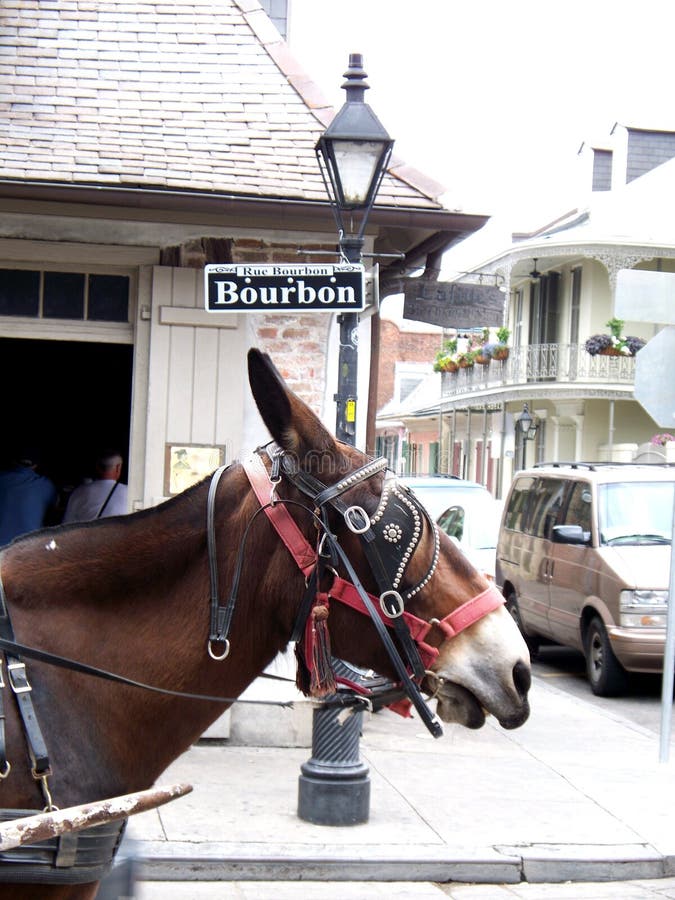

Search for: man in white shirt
xmin=63 ymin=450 xmax=129 ymax=522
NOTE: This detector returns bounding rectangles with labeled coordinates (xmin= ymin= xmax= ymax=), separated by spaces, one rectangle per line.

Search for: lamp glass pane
xmin=332 ymin=140 xmax=383 ymax=206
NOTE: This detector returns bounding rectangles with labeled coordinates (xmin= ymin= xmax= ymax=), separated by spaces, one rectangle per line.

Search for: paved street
xmin=532 ymin=645 xmax=674 ymax=739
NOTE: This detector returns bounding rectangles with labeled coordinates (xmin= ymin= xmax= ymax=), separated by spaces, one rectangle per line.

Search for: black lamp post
xmin=515 ymin=403 xmax=538 ymax=469
xmin=315 ymin=52 xmax=393 ymax=443
xmin=297 ymin=55 xmax=393 ymax=827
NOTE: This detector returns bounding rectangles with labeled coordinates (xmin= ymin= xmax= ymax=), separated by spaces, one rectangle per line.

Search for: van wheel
xmin=505 ymin=591 xmax=539 ymax=659
xmin=584 ymin=617 xmax=629 ymax=697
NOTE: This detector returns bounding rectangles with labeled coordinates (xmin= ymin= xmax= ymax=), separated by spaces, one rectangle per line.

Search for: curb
xmin=130 ymin=841 xmax=674 ymax=885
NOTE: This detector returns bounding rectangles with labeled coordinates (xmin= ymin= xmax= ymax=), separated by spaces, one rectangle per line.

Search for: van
xmin=496 ymin=463 xmax=675 ymax=696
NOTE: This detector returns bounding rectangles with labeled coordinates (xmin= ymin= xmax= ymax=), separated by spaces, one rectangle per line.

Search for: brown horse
xmin=0 ymin=349 xmax=530 ymax=898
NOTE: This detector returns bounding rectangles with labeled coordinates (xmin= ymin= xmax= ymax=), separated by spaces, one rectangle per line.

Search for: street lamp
xmin=515 ymin=403 xmax=538 ymax=469
xmin=297 ymin=55 xmax=393 ymax=828
xmin=315 ymin=52 xmax=393 ymax=443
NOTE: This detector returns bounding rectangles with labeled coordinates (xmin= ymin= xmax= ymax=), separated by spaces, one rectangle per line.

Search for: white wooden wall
xmin=141 ymin=265 xmax=246 ymax=507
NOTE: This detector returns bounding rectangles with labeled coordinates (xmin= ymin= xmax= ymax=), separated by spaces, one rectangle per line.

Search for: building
xmin=392 ymin=124 xmax=675 ymax=498
xmin=0 ymin=0 xmax=488 ymax=508
xmin=374 ymin=296 xmax=443 ymax=472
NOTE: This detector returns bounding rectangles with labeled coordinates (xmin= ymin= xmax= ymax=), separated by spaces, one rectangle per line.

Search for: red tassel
xmin=308 ymin=598 xmax=336 ymax=697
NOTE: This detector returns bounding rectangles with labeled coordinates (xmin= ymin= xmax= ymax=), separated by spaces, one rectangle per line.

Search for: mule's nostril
xmin=512 ymin=659 xmax=531 ymax=700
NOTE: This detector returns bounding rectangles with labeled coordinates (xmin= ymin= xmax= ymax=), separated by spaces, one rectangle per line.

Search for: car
xmin=399 ymin=475 xmax=501 ymax=580
xmin=496 ymin=462 xmax=675 ymax=696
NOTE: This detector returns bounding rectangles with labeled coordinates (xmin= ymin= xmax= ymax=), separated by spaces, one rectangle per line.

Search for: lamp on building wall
xmin=297 ymin=55 xmax=393 ymax=829
xmin=516 ymin=403 xmax=538 ymax=469
xmin=315 ymin=52 xmax=393 ymax=443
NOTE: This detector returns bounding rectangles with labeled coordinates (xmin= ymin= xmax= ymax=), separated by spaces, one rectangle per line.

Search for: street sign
xmin=402 ymin=279 xmax=504 ymax=328
xmin=615 ymin=269 xmax=675 ymax=324
xmin=204 ymin=263 xmax=365 ymax=313
xmin=634 ymin=325 xmax=675 ymax=427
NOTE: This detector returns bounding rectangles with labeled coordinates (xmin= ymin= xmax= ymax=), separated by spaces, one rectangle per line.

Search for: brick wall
xmin=237 ymin=237 xmax=334 ymax=413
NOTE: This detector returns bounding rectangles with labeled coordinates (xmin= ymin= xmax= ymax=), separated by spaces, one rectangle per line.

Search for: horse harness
xmin=208 ymin=443 xmax=504 ymax=737
xmin=0 ymin=442 xmax=503 ymax=882
xmin=0 ymin=573 xmax=127 ymax=884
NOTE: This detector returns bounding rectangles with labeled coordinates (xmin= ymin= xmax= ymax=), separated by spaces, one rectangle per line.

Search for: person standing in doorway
xmin=0 ymin=447 xmax=58 ymax=546
xmin=63 ymin=449 xmax=129 ymax=523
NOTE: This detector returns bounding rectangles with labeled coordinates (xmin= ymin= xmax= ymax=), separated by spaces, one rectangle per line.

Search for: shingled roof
xmin=0 ymin=0 xmax=448 ymax=212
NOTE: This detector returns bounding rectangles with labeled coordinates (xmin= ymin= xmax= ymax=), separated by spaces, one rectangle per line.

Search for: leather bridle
xmin=207 ymin=443 xmax=505 ymax=739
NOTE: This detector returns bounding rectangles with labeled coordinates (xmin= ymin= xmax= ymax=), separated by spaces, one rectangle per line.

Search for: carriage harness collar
xmin=207 ymin=443 xmax=504 ymax=740
xmin=0 ymin=441 xmax=503 ymax=882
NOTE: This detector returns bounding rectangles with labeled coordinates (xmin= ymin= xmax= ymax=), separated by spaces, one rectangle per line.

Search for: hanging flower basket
xmin=584 ymin=319 xmax=646 ymax=357
xmin=491 ymin=345 xmax=510 ymax=361
xmin=474 ymin=351 xmax=491 ymax=365
xmin=443 ymin=359 xmax=459 ymax=373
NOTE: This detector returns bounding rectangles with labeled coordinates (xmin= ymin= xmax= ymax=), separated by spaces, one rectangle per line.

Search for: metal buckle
xmin=0 ymin=659 xmax=4 ymax=689
xmin=379 ymin=590 xmax=404 ymax=618
xmin=208 ymin=638 xmax=230 ymax=661
xmin=7 ymin=661 xmax=32 ymax=694
xmin=344 ymin=505 xmax=371 ymax=534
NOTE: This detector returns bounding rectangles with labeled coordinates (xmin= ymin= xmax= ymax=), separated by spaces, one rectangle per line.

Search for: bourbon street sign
xmin=205 ymin=263 xmax=365 ymax=313
xmin=403 ymin=278 xmax=503 ymax=329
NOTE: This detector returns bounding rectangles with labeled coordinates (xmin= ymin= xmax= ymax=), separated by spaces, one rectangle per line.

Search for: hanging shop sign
xmin=402 ymin=279 xmax=504 ymax=328
xmin=205 ymin=263 xmax=365 ymax=313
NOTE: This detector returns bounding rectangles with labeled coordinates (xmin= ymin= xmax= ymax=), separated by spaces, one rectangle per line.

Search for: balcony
xmin=441 ymin=342 xmax=637 ymax=401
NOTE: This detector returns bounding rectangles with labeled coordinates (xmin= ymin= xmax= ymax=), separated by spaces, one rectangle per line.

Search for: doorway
xmin=0 ymin=337 xmax=133 ymax=509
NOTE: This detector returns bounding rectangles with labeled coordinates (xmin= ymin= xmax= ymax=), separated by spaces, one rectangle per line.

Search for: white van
xmin=496 ymin=463 xmax=674 ymax=696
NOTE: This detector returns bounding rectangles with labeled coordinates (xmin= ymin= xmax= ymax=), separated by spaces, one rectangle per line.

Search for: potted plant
xmin=433 ymin=338 xmax=459 ymax=373
xmin=474 ymin=328 xmax=492 ymax=365
xmin=584 ymin=318 xmax=645 ymax=357
xmin=491 ymin=326 xmax=511 ymax=361
xmin=650 ymin=433 xmax=675 ymax=447
xmin=456 ymin=349 xmax=476 ymax=368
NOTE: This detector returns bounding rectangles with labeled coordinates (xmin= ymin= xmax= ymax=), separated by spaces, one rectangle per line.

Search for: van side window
xmin=562 ymin=482 xmax=593 ymax=540
xmin=528 ymin=478 xmax=568 ymax=539
xmin=503 ymin=477 xmax=535 ymax=531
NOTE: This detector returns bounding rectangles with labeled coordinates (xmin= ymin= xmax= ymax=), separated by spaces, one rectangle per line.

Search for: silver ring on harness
xmin=0 ymin=760 xmax=10 ymax=779
xmin=379 ymin=590 xmax=404 ymax=618
xmin=343 ymin=505 xmax=371 ymax=534
xmin=208 ymin=638 xmax=230 ymax=661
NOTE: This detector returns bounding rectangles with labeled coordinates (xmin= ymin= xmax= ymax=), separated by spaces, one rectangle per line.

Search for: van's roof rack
xmin=532 ymin=461 xmax=675 ymax=470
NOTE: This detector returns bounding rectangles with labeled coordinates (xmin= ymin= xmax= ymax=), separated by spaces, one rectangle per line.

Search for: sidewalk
xmin=125 ymin=676 xmax=675 ymax=887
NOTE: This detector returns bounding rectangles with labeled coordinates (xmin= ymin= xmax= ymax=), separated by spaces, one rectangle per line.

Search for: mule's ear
xmin=247 ymin=348 xmax=336 ymax=458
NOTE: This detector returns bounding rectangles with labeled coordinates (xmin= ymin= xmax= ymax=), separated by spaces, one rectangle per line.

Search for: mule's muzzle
xmin=425 ymin=654 xmax=531 ymax=731
xmin=497 ymin=659 xmax=531 ymax=729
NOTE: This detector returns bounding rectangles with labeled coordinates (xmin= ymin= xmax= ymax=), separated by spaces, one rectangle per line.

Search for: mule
xmin=0 ymin=349 xmax=530 ymax=898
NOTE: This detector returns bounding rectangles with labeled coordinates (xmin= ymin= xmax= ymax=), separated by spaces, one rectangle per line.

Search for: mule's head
xmin=247 ymin=349 xmax=530 ymax=731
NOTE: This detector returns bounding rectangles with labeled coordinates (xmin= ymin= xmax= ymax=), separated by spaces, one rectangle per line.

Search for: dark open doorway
xmin=0 ymin=338 xmax=133 ymax=500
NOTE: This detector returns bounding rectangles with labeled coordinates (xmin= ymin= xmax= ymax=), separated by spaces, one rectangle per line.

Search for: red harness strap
xmin=243 ymin=454 xmax=505 ymax=669
xmin=327 ymin=578 xmax=504 ymax=668
xmin=243 ymin=455 xmax=316 ymax=578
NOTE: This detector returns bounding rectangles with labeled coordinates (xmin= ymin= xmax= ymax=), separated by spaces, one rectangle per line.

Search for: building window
xmin=44 ymin=272 xmax=85 ymax=319
xmin=570 ymin=267 xmax=582 ymax=344
xmin=514 ymin=288 xmax=524 ymax=349
xmin=0 ymin=269 xmax=130 ymax=323
xmin=0 ymin=269 xmax=40 ymax=316
xmin=88 ymin=275 xmax=130 ymax=322
xmin=394 ymin=361 xmax=430 ymax=404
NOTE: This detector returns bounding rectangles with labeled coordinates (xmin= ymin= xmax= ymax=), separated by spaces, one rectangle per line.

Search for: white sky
xmin=288 ymin=0 xmax=675 ymax=235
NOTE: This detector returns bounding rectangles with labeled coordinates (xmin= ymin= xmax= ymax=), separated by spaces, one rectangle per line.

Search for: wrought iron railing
xmin=441 ymin=343 xmax=637 ymax=398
